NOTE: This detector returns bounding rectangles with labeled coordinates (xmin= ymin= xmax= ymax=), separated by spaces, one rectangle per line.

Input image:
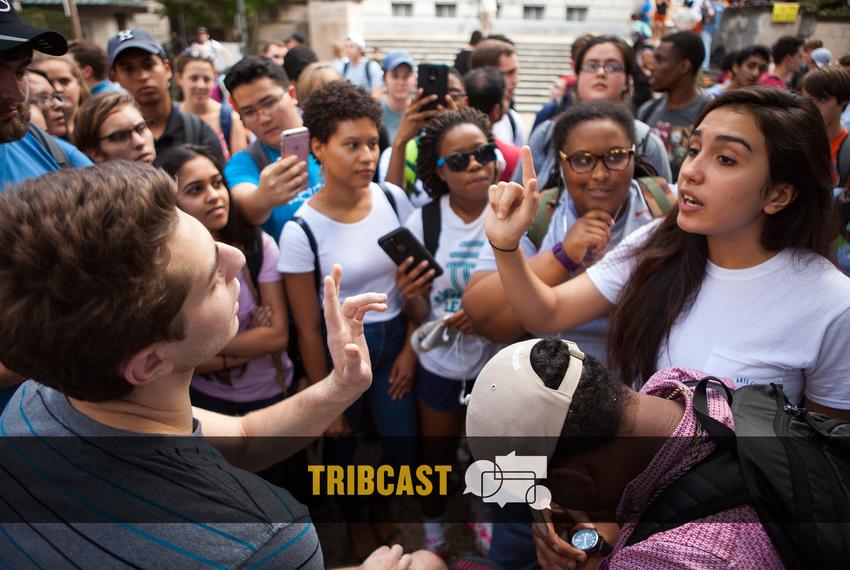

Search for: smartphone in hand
xmin=379 ymin=227 xmax=444 ymax=279
xmin=418 ymin=63 xmax=449 ymax=112
xmin=280 ymin=126 xmax=310 ymax=163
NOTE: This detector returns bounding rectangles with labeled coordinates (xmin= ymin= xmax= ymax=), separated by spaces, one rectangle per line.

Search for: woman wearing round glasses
xmin=27 ymin=69 xmax=68 ymax=140
xmin=523 ymin=35 xmax=672 ymax=186
xmin=465 ymin=100 xmax=664 ymax=364
xmin=74 ymin=93 xmax=156 ymax=164
xmin=394 ymin=107 xmax=501 ymax=555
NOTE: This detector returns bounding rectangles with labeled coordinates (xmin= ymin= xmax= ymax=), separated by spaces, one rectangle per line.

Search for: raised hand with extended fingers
xmin=484 ymin=145 xmax=541 ymax=252
xmin=322 ymin=264 xmax=388 ymax=397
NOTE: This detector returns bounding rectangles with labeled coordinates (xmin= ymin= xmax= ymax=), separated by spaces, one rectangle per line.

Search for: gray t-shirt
xmin=637 ymin=92 xmax=709 ymax=180
xmin=0 ymin=381 xmax=322 ymax=568
xmin=343 ymin=59 xmax=384 ymax=90
xmin=381 ymin=100 xmax=404 ymax=144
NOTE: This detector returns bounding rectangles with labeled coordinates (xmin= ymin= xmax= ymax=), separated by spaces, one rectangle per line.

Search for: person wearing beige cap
xmin=465 ymin=337 xmax=783 ymax=569
xmin=343 ymin=34 xmax=384 ymax=99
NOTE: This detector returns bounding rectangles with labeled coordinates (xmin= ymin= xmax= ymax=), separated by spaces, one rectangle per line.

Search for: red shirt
xmin=829 ymin=128 xmax=848 ymax=186
xmin=496 ymin=139 xmax=521 ymax=182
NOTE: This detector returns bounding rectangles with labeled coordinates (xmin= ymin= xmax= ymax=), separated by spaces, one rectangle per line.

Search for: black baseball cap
xmin=106 ymin=28 xmax=167 ymax=68
xmin=0 ymin=1 xmax=68 ymax=56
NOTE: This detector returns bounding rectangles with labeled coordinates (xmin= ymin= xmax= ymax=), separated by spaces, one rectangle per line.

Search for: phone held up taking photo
xmin=417 ymin=63 xmax=449 ymax=112
xmin=280 ymin=126 xmax=310 ymax=163
xmin=378 ymin=227 xmax=444 ymax=280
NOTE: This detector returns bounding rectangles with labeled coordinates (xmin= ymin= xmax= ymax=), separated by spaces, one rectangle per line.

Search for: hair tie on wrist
xmin=489 ymin=240 xmax=519 ymax=253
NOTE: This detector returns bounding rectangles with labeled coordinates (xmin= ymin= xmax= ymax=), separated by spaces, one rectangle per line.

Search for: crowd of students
xmin=2 ymin=2 xmax=850 ymax=568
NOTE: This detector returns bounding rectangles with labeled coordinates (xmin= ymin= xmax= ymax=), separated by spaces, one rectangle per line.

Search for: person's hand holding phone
xmin=394 ymin=89 xmax=443 ymax=147
xmin=257 ymin=155 xmax=308 ymax=210
xmin=395 ymin=256 xmax=436 ymax=300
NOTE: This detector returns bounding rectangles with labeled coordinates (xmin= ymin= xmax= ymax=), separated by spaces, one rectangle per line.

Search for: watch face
xmin=571 ymin=528 xmax=599 ymax=551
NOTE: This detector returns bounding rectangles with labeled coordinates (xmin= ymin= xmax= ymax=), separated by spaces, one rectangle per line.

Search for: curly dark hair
xmin=529 ymin=338 xmax=628 ymax=458
xmin=416 ymin=108 xmax=494 ymax=198
xmin=301 ymin=80 xmax=382 ymax=147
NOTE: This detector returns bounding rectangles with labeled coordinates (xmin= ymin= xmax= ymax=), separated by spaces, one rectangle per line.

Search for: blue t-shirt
xmin=224 ymin=142 xmax=322 ymax=240
xmin=0 ymin=130 xmax=92 ymax=191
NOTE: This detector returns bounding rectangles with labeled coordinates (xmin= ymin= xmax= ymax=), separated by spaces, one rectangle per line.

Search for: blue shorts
xmin=415 ymin=363 xmax=475 ymax=413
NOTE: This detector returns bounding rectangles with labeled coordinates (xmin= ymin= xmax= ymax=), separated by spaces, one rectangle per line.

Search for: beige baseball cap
xmin=465 ymin=338 xmax=585 ymax=461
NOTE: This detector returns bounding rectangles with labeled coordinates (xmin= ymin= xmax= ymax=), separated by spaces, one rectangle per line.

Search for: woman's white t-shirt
xmin=277 ymin=182 xmax=413 ymax=324
xmin=586 ymin=220 xmax=850 ymax=408
xmin=405 ymin=195 xmax=496 ymax=380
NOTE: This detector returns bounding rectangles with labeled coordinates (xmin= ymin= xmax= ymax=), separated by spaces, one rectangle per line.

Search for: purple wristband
xmin=552 ymin=242 xmax=581 ymax=272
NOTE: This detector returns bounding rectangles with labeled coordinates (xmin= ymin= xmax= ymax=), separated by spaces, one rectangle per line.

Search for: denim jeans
xmin=490 ymin=505 xmax=539 ymax=570
xmin=324 ymin=314 xmax=417 ymax=521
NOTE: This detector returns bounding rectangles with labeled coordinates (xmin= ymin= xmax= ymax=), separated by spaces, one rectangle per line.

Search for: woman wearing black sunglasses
xmin=395 ymin=107 xmax=500 ymax=556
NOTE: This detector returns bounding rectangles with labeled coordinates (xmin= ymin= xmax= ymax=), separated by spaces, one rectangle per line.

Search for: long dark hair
xmin=608 ymin=87 xmax=836 ymax=386
xmin=155 ymin=144 xmax=258 ymax=251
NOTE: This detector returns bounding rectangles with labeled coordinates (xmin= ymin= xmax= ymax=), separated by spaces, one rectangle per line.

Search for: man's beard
xmin=0 ymin=103 xmax=31 ymax=143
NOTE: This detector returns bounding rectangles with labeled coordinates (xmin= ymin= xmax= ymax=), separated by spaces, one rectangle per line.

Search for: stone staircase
xmin=366 ymin=36 xmax=574 ymax=116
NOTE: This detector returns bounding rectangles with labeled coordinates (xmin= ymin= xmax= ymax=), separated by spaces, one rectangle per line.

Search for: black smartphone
xmin=418 ymin=63 xmax=449 ymax=112
xmin=378 ymin=227 xmax=444 ymax=279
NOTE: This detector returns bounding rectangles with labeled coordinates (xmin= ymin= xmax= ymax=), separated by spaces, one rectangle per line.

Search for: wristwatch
xmin=570 ymin=528 xmax=613 ymax=556
xmin=552 ymin=242 xmax=581 ymax=273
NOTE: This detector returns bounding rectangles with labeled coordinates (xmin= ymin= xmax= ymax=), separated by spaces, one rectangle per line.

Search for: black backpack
xmin=627 ymin=377 xmax=850 ymax=569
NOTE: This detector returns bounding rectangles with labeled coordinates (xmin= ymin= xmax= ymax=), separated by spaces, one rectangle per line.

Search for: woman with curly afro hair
xmin=276 ymin=79 xmax=417 ymax=551
xmin=397 ymin=107 xmax=501 ymax=555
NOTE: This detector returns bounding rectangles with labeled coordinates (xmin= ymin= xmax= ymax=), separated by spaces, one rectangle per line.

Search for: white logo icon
xmin=118 ymin=30 xmax=134 ymax=42
xmin=464 ymin=451 xmax=552 ymax=510
xmin=0 ymin=0 xmax=11 ymax=13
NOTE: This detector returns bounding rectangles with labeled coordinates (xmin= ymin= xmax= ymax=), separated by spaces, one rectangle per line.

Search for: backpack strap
xmin=838 ymin=133 xmax=850 ymax=189
xmin=245 ymin=138 xmax=272 ymax=173
xmin=506 ymin=109 xmax=518 ymax=144
xmin=292 ymin=216 xmax=321 ymax=293
xmin=365 ymin=58 xmax=374 ymax=87
xmin=422 ymin=199 xmax=441 ymax=257
xmin=637 ymin=96 xmax=664 ymax=124
xmin=180 ymin=110 xmax=198 ymax=146
xmin=636 ymin=176 xmax=675 ymax=218
xmin=378 ymin=182 xmax=400 ymax=219
xmin=526 ymin=186 xmax=564 ymax=250
xmin=624 ymin=446 xmax=750 ymax=547
xmin=27 ymin=123 xmax=70 ymax=169
xmin=219 ymin=103 xmax=233 ymax=152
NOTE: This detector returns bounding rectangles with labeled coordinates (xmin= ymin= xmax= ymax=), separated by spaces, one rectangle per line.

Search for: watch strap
xmin=552 ymin=241 xmax=581 ymax=272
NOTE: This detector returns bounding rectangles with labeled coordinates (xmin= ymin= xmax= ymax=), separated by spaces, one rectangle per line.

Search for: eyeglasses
xmin=99 ymin=120 xmax=153 ymax=144
xmin=31 ymin=92 xmax=66 ymax=107
xmin=239 ymin=92 xmax=286 ymax=122
xmin=437 ymin=143 xmax=497 ymax=172
xmin=580 ymin=61 xmax=626 ymax=74
xmin=559 ymin=146 xmax=635 ymax=173
xmin=448 ymin=89 xmax=467 ymax=102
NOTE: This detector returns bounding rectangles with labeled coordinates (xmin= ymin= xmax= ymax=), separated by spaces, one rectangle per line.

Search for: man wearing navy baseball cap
xmin=381 ymin=50 xmax=415 ymax=143
xmin=0 ymin=0 xmax=92 ymax=408
xmin=106 ymin=28 xmax=223 ymax=162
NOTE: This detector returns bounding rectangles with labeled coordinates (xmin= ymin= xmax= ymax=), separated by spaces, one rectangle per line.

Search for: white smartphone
xmin=280 ymin=126 xmax=310 ymax=163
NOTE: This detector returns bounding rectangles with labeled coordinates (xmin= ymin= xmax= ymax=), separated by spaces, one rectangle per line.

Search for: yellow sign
xmin=772 ymin=3 xmax=799 ymax=23
xmin=308 ymin=464 xmax=452 ymax=496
